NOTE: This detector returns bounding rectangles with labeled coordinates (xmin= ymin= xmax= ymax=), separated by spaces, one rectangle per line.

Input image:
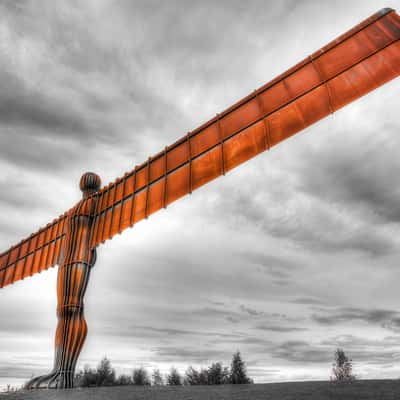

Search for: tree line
xmin=74 ymin=351 xmax=253 ymax=387
xmin=7 ymin=347 xmax=356 ymax=392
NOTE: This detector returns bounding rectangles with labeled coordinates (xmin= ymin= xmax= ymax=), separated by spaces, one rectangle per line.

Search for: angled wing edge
xmin=89 ymin=9 xmax=400 ymax=248
xmin=0 ymin=213 xmax=69 ymax=288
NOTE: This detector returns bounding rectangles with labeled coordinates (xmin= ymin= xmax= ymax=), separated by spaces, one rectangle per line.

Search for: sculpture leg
xmin=26 ymin=173 xmax=101 ymax=390
xmin=26 ymin=251 xmax=95 ymax=389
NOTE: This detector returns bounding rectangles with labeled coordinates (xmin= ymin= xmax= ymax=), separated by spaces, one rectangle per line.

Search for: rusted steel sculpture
xmin=24 ymin=174 xmax=101 ymax=389
xmin=0 ymin=8 xmax=399 ymax=389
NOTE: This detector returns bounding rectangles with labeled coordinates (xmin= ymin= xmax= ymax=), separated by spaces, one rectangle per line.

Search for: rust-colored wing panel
xmin=91 ymin=8 xmax=400 ymax=248
xmin=1 ymin=9 xmax=398 ymax=283
xmin=0 ymin=214 xmax=67 ymax=288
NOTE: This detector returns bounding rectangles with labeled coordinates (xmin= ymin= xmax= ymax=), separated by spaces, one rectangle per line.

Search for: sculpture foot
xmin=26 ymin=370 xmax=74 ymax=389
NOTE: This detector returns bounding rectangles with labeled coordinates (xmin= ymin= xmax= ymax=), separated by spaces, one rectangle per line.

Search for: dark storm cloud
xmin=243 ymin=252 xmax=299 ymax=269
xmin=209 ymin=184 xmax=397 ymax=257
xmin=238 ymin=305 xmax=293 ymax=321
xmin=0 ymin=1 xmax=121 ymax=77
xmin=178 ymin=305 xmax=292 ymax=326
xmin=312 ymin=307 xmax=400 ymax=332
xmin=270 ymin=336 xmax=400 ymax=365
xmin=240 ymin=305 xmax=265 ymax=317
xmin=382 ymin=319 xmax=400 ymax=333
xmin=0 ymin=130 xmax=82 ymax=172
xmin=270 ymin=340 xmax=331 ymax=363
xmin=255 ymin=324 xmax=307 ymax=333
xmin=113 ymin=0 xmax=297 ymax=85
xmin=99 ymin=324 xmax=242 ymax=340
xmin=0 ymin=0 xmax=194 ymax=174
xmin=320 ymin=335 xmax=400 ymax=365
xmin=241 ymin=252 xmax=300 ymax=282
xmin=297 ymin=123 xmax=400 ymax=224
xmin=235 ymin=336 xmax=274 ymax=348
xmin=291 ymin=297 xmax=328 ymax=306
xmin=321 ymin=334 xmax=400 ymax=349
xmin=0 ymin=69 xmax=89 ymax=136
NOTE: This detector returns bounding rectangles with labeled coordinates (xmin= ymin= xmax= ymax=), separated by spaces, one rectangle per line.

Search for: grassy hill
xmin=1 ymin=380 xmax=400 ymax=400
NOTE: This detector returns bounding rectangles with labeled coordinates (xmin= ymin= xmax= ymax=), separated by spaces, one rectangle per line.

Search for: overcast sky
xmin=0 ymin=0 xmax=400 ymax=389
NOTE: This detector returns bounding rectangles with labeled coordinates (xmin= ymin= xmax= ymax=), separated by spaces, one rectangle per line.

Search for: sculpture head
xmin=79 ymin=172 xmax=101 ymax=198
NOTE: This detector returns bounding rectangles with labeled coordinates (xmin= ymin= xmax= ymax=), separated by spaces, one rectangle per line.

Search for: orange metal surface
xmin=88 ymin=8 xmax=400 ymax=247
xmin=0 ymin=8 xmax=399 ymax=289
xmin=26 ymin=174 xmax=100 ymax=389
xmin=0 ymin=215 xmax=67 ymax=288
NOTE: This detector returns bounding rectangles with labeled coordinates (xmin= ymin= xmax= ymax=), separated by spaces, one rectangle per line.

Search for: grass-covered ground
xmin=1 ymin=380 xmax=400 ymax=400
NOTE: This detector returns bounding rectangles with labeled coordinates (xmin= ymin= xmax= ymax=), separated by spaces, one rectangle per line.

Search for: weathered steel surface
xmin=26 ymin=173 xmax=101 ymax=389
xmin=0 ymin=8 xmax=399 ymax=289
xmin=0 ymin=215 xmax=67 ymax=288
xmin=88 ymin=8 xmax=400 ymax=247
